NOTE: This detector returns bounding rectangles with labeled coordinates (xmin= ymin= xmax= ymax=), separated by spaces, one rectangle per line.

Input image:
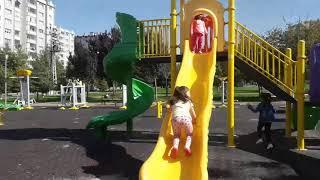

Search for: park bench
xmin=101 ymin=94 xmax=122 ymax=107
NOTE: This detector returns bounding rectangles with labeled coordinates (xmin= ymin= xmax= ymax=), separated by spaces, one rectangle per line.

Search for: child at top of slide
xmin=167 ymin=86 xmax=197 ymax=159
xmin=191 ymin=14 xmax=208 ymax=53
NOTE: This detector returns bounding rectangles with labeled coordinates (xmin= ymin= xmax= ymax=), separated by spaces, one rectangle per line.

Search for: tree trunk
xmin=154 ymin=78 xmax=157 ymax=100
xmin=113 ymin=81 xmax=116 ymax=96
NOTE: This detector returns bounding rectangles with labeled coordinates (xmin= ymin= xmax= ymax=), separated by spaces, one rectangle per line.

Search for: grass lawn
xmin=1 ymin=86 xmax=262 ymax=104
xmin=155 ymin=86 xmax=260 ymax=102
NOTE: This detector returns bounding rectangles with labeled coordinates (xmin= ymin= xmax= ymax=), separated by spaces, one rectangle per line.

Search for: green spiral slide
xmin=86 ymin=13 xmax=154 ymax=139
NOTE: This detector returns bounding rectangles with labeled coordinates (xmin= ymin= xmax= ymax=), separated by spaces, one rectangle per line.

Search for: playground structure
xmin=86 ymin=0 xmax=317 ymax=179
xmin=218 ymin=77 xmax=227 ymax=107
xmin=13 ymin=70 xmax=35 ymax=110
xmin=60 ymin=80 xmax=89 ymax=110
xmin=86 ymin=13 xmax=154 ymax=139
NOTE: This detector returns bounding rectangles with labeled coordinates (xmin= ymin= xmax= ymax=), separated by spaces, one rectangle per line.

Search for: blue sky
xmin=53 ymin=0 xmax=320 ymax=35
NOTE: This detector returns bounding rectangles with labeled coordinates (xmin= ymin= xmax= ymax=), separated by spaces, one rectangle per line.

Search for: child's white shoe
xmin=267 ymin=143 xmax=274 ymax=150
xmin=256 ymin=138 xmax=263 ymax=144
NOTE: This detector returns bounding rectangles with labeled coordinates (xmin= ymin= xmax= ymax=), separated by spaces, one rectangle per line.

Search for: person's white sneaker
xmin=256 ymin=138 xmax=263 ymax=144
xmin=267 ymin=143 xmax=274 ymax=150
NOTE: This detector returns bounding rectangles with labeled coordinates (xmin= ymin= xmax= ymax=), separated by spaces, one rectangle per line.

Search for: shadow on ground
xmin=0 ymin=129 xmax=144 ymax=180
xmin=236 ymin=129 xmax=320 ymax=179
xmin=0 ymin=128 xmax=319 ymax=179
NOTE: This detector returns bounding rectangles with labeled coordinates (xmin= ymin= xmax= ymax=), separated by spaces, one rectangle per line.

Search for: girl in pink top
xmin=191 ymin=14 xmax=208 ymax=53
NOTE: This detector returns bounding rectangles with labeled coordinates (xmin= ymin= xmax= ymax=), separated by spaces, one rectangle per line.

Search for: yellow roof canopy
xmin=16 ymin=69 xmax=32 ymax=77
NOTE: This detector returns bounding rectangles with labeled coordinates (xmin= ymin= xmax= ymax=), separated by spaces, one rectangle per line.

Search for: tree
xmin=56 ymin=58 xmax=67 ymax=88
xmin=30 ymin=51 xmax=53 ymax=94
xmin=66 ymin=40 xmax=91 ymax=80
xmin=66 ymin=27 xmax=121 ymax=90
xmin=0 ymin=49 xmax=28 ymax=93
xmin=264 ymin=19 xmax=320 ymax=82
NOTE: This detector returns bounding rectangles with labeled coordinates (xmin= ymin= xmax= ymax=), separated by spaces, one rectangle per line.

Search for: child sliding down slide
xmin=167 ymin=86 xmax=197 ymax=159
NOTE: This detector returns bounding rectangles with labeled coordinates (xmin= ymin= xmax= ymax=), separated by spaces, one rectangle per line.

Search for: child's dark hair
xmin=261 ymin=93 xmax=272 ymax=104
xmin=194 ymin=14 xmax=203 ymax=20
xmin=169 ymin=86 xmax=190 ymax=105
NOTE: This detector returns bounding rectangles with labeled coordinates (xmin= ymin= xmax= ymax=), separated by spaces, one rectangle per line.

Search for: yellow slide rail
xmin=234 ymin=21 xmax=297 ymax=97
xmin=138 ymin=18 xmax=171 ymax=58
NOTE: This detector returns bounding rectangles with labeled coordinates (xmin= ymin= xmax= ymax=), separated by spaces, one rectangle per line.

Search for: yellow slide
xmin=139 ymin=39 xmax=217 ymax=180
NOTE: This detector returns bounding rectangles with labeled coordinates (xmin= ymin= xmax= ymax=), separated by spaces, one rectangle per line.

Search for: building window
xmin=5 ymin=8 xmax=12 ymax=15
xmin=30 ymin=43 xmax=36 ymax=51
xmin=15 ymin=10 xmax=20 ymax=18
xmin=6 ymin=0 xmax=12 ymax=6
xmin=5 ymin=39 xmax=11 ymax=48
xmin=14 ymin=30 xmax=20 ymax=36
xmin=27 ymin=34 xmax=36 ymax=40
xmin=39 ymin=3 xmax=45 ymax=10
xmin=5 ymin=28 xmax=12 ymax=34
xmin=28 ymin=16 xmax=36 ymax=23
xmin=39 ymin=20 xmax=44 ymax=26
xmin=29 ymin=0 xmax=35 ymax=5
xmin=29 ymin=25 xmax=36 ymax=32
xmin=5 ymin=18 xmax=12 ymax=25
xmin=15 ymin=0 xmax=21 ymax=8
xmin=39 ymin=29 xmax=44 ymax=34
xmin=14 ymin=40 xmax=21 ymax=49
xmin=28 ymin=7 xmax=36 ymax=14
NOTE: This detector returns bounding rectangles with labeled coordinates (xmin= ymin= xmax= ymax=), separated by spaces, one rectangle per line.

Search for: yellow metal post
xmin=157 ymin=101 xmax=163 ymax=119
xmin=0 ymin=111 xmax=4 ymax=126
xmin=296 ymin=40 xmax=306 ymax=150
xmin=227 ymin=0 xmax=236 ymax=148
xmin=180 ymin=0 xmax=184 ymax=26
xmin=285 ymin=48 xmax=292 ymax=137
xmin=170 ymin=0 xmax=178 ymax=93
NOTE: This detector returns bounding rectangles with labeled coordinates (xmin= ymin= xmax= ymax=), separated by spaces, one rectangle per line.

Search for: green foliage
xmin=0 ymin=49 xmax=28 ymax=93
xmin=56 ymin=58 xmax=67 ymax=88
xmin=66 ymin=41 xmax=91 ymax=80
xmin=30 ymin=51 xmax=53 ymax=93
xmin=94 ymin=79 xmax=109 ymax=91
xmin=264 ymin=19 xmax=320 ymax=81
xmin=66 ymin=27 xmax=121 ymax=90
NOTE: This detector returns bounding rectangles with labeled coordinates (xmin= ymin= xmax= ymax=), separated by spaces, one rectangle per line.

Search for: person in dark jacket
xmin=248 ymin=93 xmax=275 ymax=150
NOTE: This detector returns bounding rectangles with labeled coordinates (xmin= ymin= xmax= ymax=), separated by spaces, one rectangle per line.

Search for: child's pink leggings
xmin=191 ymin=32 xmax=204 ymax=52
xmin=172 ymin=116 xmax=193 ymax=150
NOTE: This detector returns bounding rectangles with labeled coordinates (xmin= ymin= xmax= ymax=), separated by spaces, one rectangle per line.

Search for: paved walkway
xmin=0 ymin=104 xmax=319 ymax=179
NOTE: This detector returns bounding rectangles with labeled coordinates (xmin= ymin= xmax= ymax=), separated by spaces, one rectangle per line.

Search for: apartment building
xmin=0 ymin=0 xmax=74 ymax=67
xmin=55 ymin=26 xmax=75 ymax=67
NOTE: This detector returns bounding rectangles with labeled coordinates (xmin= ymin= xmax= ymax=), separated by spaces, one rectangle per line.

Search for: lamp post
xmin=4 ymin=54 xmax=8 ymax=106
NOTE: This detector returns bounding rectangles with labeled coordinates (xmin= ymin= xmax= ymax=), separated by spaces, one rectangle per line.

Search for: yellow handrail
xmin=234 ymin=21 xmax=297 ymax=96
xmin=137 ymin=18 xmax=171 ymax=58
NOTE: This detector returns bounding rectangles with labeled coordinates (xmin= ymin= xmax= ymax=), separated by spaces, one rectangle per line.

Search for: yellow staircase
xmin=136 ymin=19 xmax=298 ymax=102
xmin=234 ymin=21 xmax=297 ymax=102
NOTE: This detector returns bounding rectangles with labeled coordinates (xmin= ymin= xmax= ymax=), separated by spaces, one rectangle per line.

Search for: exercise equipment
xmin=60 ymin=79 xmax=89 ymax=110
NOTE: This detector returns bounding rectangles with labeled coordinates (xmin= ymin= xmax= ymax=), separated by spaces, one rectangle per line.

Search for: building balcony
xmin=27 ymin=20 xmax=37 ymax=26
xmin=27 ymin=30 xmax=37 ymax=36
xmin=28 ymin=3 xmax=37 ymax=9
xmin=27 ymin=38 xmax=36 ymax=44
